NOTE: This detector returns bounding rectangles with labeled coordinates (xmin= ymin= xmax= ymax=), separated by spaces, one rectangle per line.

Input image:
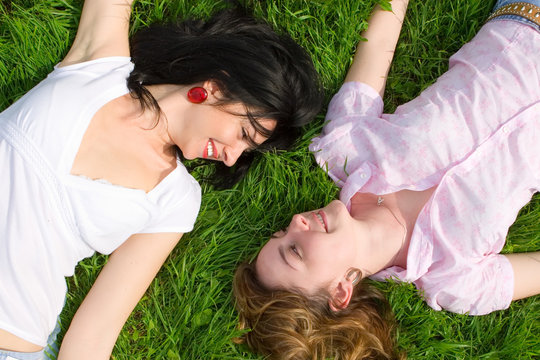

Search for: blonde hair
xmin=233 ymin=261 xmax=403 ymax=360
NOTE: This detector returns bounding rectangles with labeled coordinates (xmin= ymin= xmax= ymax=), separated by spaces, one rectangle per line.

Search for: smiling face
xmin=174 ymin=102 xmax=275 ymax=166
xmin=256 ymin=200 xmax=361 ymax=296
xmin=151 ymin=83 xmax=276 ymax=167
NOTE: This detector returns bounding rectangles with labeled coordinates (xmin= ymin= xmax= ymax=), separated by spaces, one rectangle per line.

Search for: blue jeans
xmin=0 ymin=321 xmax=60 ymax=360
xmin=491 ymin=0 xmax=540 ymax=32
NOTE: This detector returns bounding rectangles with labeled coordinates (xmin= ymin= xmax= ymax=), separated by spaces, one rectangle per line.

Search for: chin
xmin=328 ymin=199 xmax=346 ymax=211
xmin=183 ymin=153 xmax=197 ymax=160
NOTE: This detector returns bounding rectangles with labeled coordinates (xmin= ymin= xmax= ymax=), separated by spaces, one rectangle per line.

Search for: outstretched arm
xmin=58 ymin=232 xmax=182 ymax=359
xmin=504 ymin=252 xmax=540 ymax=300
xmin=345 ymin=0 xmax=409 ymax=97
xmin=60 ymin=0 xmax=134 ymax=67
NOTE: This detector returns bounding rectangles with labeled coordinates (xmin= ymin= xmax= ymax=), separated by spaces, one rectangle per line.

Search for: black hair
xmin=127 ymin=7 xmax=323 ymax=188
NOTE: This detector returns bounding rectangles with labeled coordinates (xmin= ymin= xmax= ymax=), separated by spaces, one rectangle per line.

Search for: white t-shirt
xmin=0 ymin=57 xmax=201 ymax=345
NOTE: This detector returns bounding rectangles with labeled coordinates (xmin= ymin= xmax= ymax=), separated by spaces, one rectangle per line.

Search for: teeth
xmin=207 ymin=141 xmax=214 ymax=157
xmin=316 ymin=213 xmax=326 ymax=231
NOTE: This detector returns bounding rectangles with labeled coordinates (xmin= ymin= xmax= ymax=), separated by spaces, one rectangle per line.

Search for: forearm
xmin=345 ymin=0 xmax=409 ymax=96
xmin=504 ymin=251 xmax=540 ymax=300
xmin=58 ymin=232 xmax=182 ymax=359
xmin=58 ymin=325 xmax=116 ymax=360
xmin=57 ymin=267 xmax=134 ymax=359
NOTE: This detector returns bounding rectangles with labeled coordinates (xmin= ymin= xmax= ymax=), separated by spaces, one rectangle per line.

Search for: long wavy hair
xmin=127 ymin=7 xmax=323 ymax=188
xmin=233 ymin=261 xmax=403 ymax=360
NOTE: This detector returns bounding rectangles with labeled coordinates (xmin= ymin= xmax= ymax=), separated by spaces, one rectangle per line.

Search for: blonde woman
xmin=234 ymin=0 xmax=540 ymax=358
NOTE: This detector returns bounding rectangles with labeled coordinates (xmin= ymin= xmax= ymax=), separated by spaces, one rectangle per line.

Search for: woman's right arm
xmin=58 ymin=232 xmax=183 ymax=359
xmin=344 ymin=0 xmax=409 ymax=97
xmin=60 ymin=0 xmax=134 ymax=67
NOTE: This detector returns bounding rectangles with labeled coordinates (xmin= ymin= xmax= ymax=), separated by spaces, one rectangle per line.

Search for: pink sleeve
xmin=321 ymin=82 xmax=383 ymax=135
xmin=309 ymin=82 xmax=383 ymax=188
xmin=418 ymin=254 xmax=514 ymax=315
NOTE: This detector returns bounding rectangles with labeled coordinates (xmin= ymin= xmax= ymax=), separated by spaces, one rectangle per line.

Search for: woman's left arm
xmin=60 ymin=0 xmax=134 ymax=67
xmin=344 ymin=0 xmax=409 ymax=96
xmin=57 ymin=232 xmax=183 ymax=360
xmin=504 ymin=252 xmax=540 ymax=300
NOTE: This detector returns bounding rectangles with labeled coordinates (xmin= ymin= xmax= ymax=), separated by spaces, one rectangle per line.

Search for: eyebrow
xmin=271 ymin=228 xmax=287 ymax=239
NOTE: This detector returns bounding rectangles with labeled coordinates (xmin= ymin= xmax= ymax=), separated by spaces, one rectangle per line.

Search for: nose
xmin=222 ymin=143 xmax=248 ymax=167
xmin=289 ymin=214 xmax=310 ymax=231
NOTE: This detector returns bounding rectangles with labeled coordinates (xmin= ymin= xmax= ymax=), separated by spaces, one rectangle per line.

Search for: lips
xmin=204 ymin=139 xmax=216 ymax=159
xmin=314 ymin=211 xmax=328 ymax=232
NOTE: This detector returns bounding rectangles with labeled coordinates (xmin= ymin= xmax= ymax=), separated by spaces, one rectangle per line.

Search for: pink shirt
xmin=309 ymin=21 xmax=540 ymax=315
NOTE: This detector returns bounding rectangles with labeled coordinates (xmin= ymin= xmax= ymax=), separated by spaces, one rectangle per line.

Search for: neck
xmin=349 ymin=194 xmax=408 ymax=275
xmin=119 ymin=93 xmax=176 ymax=153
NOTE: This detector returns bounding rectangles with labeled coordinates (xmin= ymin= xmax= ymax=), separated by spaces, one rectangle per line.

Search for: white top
xmin=0 ymin=57 xmax=201 ymax=345
xmin=310 ymin=21 xmax=540 ymax=315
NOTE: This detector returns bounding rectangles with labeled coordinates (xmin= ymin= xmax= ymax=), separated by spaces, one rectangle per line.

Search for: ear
xmin=202 ymin=80 xmax=221 ymax=98
xmin=328 ymin=267 xmax=362 ymax=312
xmin=328 ymin=279 xmax=354 ymax=312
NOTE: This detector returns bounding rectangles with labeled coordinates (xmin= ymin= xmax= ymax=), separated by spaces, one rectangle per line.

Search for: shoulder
xmin=52 ymin=56 xmax=134 ymax=78
xmin=326 ymin=82 xmax=383 ymax=126
xmin=157 ymin=163 xmax=201 ymax=212
xmin=310 ymin=82 xmax=383 ymax=156
xmin=141 ymin=163 xmax=201 ymax=234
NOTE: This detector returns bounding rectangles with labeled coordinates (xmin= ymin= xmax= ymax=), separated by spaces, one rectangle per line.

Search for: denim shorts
xmin=491 ymin=0 xmax=540 ymax=32
xmin=0 ymin=321 xmax=60 ymax=360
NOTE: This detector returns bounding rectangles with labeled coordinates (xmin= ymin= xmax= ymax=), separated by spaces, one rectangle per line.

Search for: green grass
xmin=2 ymin=0 xmax=540 ymax=359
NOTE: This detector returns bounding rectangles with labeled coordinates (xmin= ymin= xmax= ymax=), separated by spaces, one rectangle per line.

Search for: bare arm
xmin=504 ymin=251 xmax=540 ymax=300
xmin=345 ymin=0 xmax=409 ymax=96
xmin=57 ymin=232 xmax=183 ymax=359
xmin=60 ymin=0 xmax=134 ymax=67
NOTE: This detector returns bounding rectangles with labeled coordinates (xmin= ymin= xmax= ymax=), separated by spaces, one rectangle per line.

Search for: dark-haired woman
xmin=234 ymin=0 xmax=540 ymax=359
xmin=0 ymin=0 xmax=322 ymax=358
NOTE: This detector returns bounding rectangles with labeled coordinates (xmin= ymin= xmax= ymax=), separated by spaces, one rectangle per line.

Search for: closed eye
xmin=290 ymin=244 xmax=301 ymax=259
xmin=242 ymin=127 xmax=259 ymax=150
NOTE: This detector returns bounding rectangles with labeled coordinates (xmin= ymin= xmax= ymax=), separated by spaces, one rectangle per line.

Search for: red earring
xmin=187 ymin=87 xmax=208 ymax=104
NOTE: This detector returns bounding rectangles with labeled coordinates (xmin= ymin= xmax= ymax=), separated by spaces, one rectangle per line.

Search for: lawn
xmin=1 ymin=0 xmax=539 ymax=359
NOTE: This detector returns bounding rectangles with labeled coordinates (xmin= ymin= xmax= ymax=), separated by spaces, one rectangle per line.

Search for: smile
xmin=205 ymin=139 xmax=216 ymax=159
xmin=315 ymin=212 xmax=327 ymax=232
